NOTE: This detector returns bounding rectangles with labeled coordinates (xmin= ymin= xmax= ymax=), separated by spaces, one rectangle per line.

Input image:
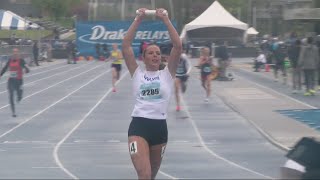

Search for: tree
xmin=219 ymin=0 xmax=249 ymax=22
xmin=31 ymin=0 xmax=82 ymax=20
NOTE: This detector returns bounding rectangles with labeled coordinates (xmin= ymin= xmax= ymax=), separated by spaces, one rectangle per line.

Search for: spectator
xmin=67 ymin=41 xmax=77 ymax=64
xmin=298 ymin=37 xmax=320 ymax=96
xmin=216 ymin=41 xmax=229 ymax=80
xmin=32 ymin=41 xmax=39 ymax=66
xmin=102 ymin=43 xmax=110 ymax=60
xmin=254 ymin=49 xmax=266 ymax=72
xmin=288 ymin=39 xmax=302 ymax=93
xmin=9 ymin=33 xmax=16 ymax=45
xmin=273 ymin=41 xmax=287 ymax=84
xmin=46 ymin=43 xmax=53 ymax=62
xmin=95 ymin=43 xmax=101 ymax=60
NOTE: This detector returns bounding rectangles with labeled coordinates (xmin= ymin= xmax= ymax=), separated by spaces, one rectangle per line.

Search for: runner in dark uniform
xmin=198 ymin=47 xmax=212 ymax=103
xmin=175 ymin=51 xmax=189 ymax=111
xmin=0 ymin=48 xmax=30 ymax=117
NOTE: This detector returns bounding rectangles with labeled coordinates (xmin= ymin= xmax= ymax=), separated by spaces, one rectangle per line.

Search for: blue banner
xmin=76 ymin=21 xmax=176 ymax=57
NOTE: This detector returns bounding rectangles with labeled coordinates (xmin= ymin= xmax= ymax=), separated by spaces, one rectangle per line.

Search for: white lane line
xmin=107 ymin=140 xmax=121 ymax=143
xmin=0 ymin=67 xmax=111 ymax=139
xmin=1 ymin=140 xmax=50 ymax=144
xmin=0 ymin=61 xmax=65 ymax=80
xmin=180 ymin=97 xmax=274 ymax=179
xmin=159 ymin=171 xmax=178 ymax=180
xmin=0 ymin=64 xmax=104 ymax=110
xmin=159 ymin=63 xmax=188 ymax=180
xmin=0 ymin=63 xmax=91 ymax=94
xmin=32 ymin=147 xmax=53 ymax=149
xmin=53 ymin=71 xmax=129 ymax=180
xmin=3 ymin=141 xmax=23 ymax=144
xmin=236 ymin=68 xmax=317 ymax=109
xmin=32 ymin=167 xmax=60 ymax=169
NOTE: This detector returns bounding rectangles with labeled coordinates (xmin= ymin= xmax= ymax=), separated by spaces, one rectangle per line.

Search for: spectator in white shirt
xmin=254 ymin=49 xmax=266 ymax=72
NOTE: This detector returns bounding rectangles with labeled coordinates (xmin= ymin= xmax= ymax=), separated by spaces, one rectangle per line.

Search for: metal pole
xmin=151 ymin=0 xmax=155 ymax=20
xmin=88 ymin=0 xmax=91 ymax=21
xmin=253 ymin=6 xmax=256 ymax=28
xmin=121 ymin=0 xmax=126 ymax=20
xmin=248 ymin=0 xmax=252 ymax=26
xmin=151 ymin=0 xmax=156 ymax=9
xmin=24 ymin=16 xmax=27 ymax=40
xmin=93 ymin=0 xmax=98 ymax=21
xmin=169 ymin=0 xmax=174 ymax=20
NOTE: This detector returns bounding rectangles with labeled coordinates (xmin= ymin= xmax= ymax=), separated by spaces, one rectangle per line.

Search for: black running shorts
xmin=128 ymin=117 xmax=168 ymax=146
xmin=111 ymin=64 xmax=121 ymax=71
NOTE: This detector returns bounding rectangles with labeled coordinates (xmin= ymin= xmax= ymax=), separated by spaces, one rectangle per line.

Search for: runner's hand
xmin=156 ymin=8 xmax=168 ymax=21
xmin=135 ymin=8 xmax=148 ymax=21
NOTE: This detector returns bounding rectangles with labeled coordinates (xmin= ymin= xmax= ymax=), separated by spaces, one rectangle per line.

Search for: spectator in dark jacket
xmin=216 ymin=41 xmax=229 ymax=80
xmin=95 ymin=43 xmax=101 ymax=60
xmin=288 ymin=39 xmax=302 ymax=93
xmin=32 ymin=41 xmax=39 ymax=66
xmin=273 ymin=42 xmax=287 ymax=84
xmin=67 ymin=41 xmax=77 ymax=64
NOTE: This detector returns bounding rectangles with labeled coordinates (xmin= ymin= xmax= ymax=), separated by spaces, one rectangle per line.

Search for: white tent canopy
xmin=247 ymin=27 xmax=259 ymax=35
xmin=0 ymin=10 xmax=40 ymax=30
xmin=182 ymin=0 xmax=248 ymax=33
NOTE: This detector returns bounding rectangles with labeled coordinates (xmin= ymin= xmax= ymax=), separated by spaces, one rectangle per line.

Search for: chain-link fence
xmin=0 ymin=45 xmax=33 ymax=66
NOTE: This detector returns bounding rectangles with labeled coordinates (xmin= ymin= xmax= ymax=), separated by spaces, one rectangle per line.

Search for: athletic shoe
xmin=304 ymin=92 xmax=312 ymax=96
xmin=204 ymin=98 xmax=209 ymax=103
xmin=309 ymin=89 xmax=316 ymax=95
xmin=112 ymin=87 xmax=116 ymax=92
xmin=292 ymin=90 xmax=298 ymax=94
xmin=176 ymin=106 xmax=181 ymax=111
xmin=12 ymin=114 xmax=17 ymax=118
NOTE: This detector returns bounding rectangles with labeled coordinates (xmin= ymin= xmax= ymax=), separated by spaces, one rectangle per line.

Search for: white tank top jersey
xmin=131 ymin=66 xmax=174 ymax=120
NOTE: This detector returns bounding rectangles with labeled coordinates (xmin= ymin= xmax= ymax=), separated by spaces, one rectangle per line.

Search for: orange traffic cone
xmin=265 ymin=64 xmax=270 ymax=72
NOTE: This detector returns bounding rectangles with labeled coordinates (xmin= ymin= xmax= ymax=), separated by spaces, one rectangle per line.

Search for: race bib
xmin=176 ymin=67 xmax=185 ymax=74
xmin=139 ymin=82 xmax=161 ymax=101
xmin=203 ymin=66 xmax=212 ymax=73
xmin=9 ymin=71 xmax=18 ymax=78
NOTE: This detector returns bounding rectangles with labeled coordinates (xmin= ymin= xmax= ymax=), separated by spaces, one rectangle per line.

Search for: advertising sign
xmin=76 ymin=21 xmax=176 ymax=57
